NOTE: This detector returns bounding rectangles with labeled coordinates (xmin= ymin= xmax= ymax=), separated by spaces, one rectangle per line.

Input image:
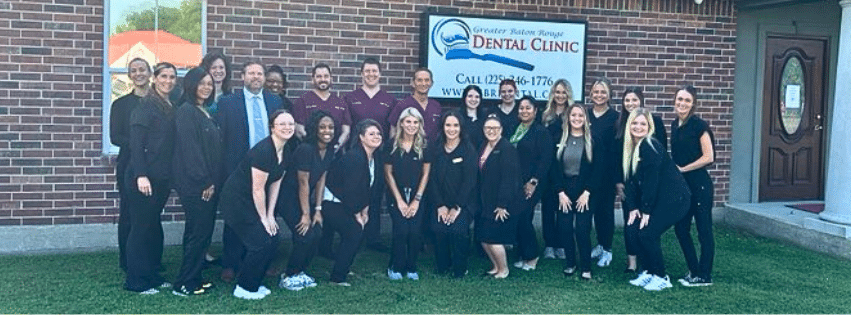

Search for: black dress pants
xmin=123 ymin=176 xmax=169 ymax=292
xmin=675 ymin=171 xmax=715 ymax=279
xmin=516 ymin=196 xmax=540 ymax=261
xmin=388 ymin=203 xmax=424 ymax=273
xmin=556 ymin=176 xmax=593 ymax=272
xmin=323 ymin=201 xmax=364 ymax=283
xmin=173 ymin=193 xmax=217 ymax=289
xmin=280 ymin=198 xmax=321 ymax=277
xmin=116 ymin=159 xmax=130 ymax=272
xmin=591 ymin=181 xmax=616 ymax=250
xmin=624 ymin=197 xmax=689 ymax=277
xmin=230 ymin=221 xmax=278 ymax=292
xmin=540 ymin=185 xmax=561 ymax=249
xmin=431 ymin=210 xmax=471 ymax=277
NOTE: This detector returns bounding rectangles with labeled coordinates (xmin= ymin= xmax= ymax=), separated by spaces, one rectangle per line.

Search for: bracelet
xmin=414 ymin=194 xmax=423 ymax=201
xmin=314 ymin=206 xmax=322 ymax=211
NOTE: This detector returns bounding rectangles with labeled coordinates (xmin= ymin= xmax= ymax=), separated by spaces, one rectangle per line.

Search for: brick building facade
xmin=0 ymin=0 xmax=735 ymax=227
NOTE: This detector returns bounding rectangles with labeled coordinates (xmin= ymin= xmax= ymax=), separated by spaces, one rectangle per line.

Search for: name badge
xmin=452 ymin=157 xmax=463 ymax=164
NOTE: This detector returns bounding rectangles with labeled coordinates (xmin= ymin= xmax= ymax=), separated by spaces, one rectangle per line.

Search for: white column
xmin=820 ymin=0 xmax=851 ymax=225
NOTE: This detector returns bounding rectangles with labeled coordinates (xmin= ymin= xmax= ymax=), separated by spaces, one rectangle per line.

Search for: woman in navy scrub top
xmin=219 ymin=110 xmax=295 ymax=300
xmin=384 ymin=107 xmax=432 ymax=280
xmin=277 ymin=110 xmax=338 ymax=291
xmin=671 ymin=85 xmax=716 ymax=287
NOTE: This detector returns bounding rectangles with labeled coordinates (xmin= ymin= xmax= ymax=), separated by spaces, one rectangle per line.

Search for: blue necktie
xmin=251 ymin=95 xmax=265 ymax=146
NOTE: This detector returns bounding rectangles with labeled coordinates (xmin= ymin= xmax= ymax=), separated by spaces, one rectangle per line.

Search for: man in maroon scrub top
xmin=293 ymin=63 xmax=352 ymax=147
xmin=389 ymin=67 xmax=442 ymax=140
xmin=343 ymin=58 xmax=396 ymax=139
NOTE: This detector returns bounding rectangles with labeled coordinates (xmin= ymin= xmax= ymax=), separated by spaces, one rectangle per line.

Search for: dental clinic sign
xmin=421 ymin=12 xmax=587 ymax=102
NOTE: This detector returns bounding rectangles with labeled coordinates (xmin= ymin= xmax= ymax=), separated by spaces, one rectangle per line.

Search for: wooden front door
xmin=759 ymin=34 xmax=827 ymax=201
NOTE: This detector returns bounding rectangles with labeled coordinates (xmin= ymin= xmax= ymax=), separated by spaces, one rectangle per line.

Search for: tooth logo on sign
xmin=431 ymin=18 xmax=535 ymax=71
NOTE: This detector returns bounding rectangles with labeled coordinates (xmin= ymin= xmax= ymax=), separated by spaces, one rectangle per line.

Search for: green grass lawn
xmin=1 ymin=226 xmax=849 ymax=314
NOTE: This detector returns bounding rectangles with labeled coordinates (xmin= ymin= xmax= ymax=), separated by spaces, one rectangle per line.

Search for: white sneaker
xmin=643 ymin=275 xmax=673 ymax=291
xmin=513 ymin=261 xmax=525 ymax=268
xmin=555 ymin=248 xmax=566 ymax=259
xmin=139 ymin=288 xmax=159 ymax=295
xmin=677 ymin=272 xmax=694 ymax=286
xmin=233 ymin=285 xmax=267 ymax=300
xmin=596 ymin=250 xmax=612 ymax=267
xmin=629 ymin=271 xmax=653 ymax=287
xmin=298 ymin=272 xmax=317 ymax=288
xmin=258 ymin=285 xmax=271 ymax=295
xmin=590 ymin=245 xmax=604 ymax=259
xmin=279 ymin=276 xmax=305 ymax=291
xmin=543 ymin=247 xmax=556 ymax=259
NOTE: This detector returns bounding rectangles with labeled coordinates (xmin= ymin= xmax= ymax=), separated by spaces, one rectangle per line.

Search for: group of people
xmin=110 ymin=52 xmax=717 ymax=299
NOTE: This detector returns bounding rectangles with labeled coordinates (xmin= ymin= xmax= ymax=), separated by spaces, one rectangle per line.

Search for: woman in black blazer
xmin=123 ymin=62 xmax=177 ymax=294
xmin=509 ymin=96 xmax=552 ymax=271
xmin=614 ymin=86 xmax=667 ymax=273
xmin=323 ymin=119 xmax=384 ymax=286
xmin=551 ymin=104 xmax=604 ymax=280
xmin=277 ymin=110 xmax=338 ymax=291
xmin=429 ymin=110 xmax=478 ymax=278
xmin=622 ymin=108 xmax=690 ymax=291
xmin=219 ymin=110 xmax=296 ymax=300
xmin=477 ymin=117 xmax=521 ymax=279
xmin=171 ymin=67 xmax=221 ymax=296
xmin=109 ymin=57 xmax=150 ymax=273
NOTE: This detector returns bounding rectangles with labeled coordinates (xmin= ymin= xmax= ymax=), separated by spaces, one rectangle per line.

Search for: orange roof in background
xmin=109 ymin=30 xmax=201 ymax=68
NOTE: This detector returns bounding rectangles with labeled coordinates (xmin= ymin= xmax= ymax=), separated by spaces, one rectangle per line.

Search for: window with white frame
xmin=102 ymin=0 xmax=206 ymax=154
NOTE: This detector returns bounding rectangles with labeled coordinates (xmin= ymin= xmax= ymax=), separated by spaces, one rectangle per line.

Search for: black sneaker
xmin=201 ymin=281 xmax=214 ymax=290
xmin=172 ymin=285 xmax=206 ymax=297
xmin=677 ymin=272 xmax=695 ymax=286
xmin=682 ymin=276 xmax=713 ymax=287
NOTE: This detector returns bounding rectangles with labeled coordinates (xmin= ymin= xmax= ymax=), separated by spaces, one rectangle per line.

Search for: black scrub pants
xmin=123 ymin=175 xmax=169 ymax=292
xmin=556 ymin=176 xmax=593 ymax=272
xmin=230 ymin=221 xmax=278 ymax=292
xmin=674 ymin=170 xmax=715 ymax=279
xmin=431 ymin=209 xmax=471 ymax=277
xmin=516 ymin=195 xmax=540 ymax=261
xmin=388 ymin=203 xmax=424 ymax=273
xmin=222 ymin=225 xmax=246 ymax=273
xmin=280 ymin=198 xmax=321 ymax=277
xmin=363 ymin=195 xmax=383 ymax=247
xmin=323 ymin=200 xmax=364 ymax=283
xmin=173 ymin=193 xmax=217 ymax=290
xmin=624 ymin=197 xmax=689 ymax=278
xmin=116 ymin=158 xmax=130 ymax=272
xmin=591 ymin=181 xmax=616 ymax=251
xmin=540 ymin=183 xmax=561 ymax=249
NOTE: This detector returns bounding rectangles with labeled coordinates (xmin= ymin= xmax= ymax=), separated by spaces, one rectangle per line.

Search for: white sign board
xmin=422 ymin=13 xmax=587 ymax=102
xmin=785 ymin=84 xmax=801 ymax=109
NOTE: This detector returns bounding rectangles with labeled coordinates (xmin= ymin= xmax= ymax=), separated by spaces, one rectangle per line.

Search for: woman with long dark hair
xmin=384 ymin=108 xmax=432 ymax=280
xmin=459 ymin=85 xmax=485 ymax=148
xmin=539 ymin=79 xmax=574 ymax=260
xmin=614 ymin=86 xmax=667 ymax=273
xmin=477 ymin=117 xmax=521 ymax=279
xmin=123 ymin=62 xmax=177 ymax=294
xmin=171 ymin=67 xmax=221 ymax=296
xmin=622 ymin=108 xmax=690 ymax=291
xmin=510 ymin=96 xmax=552 ymax=271
xmin=277 ymin=110 xmax=338 ymax=291
xmin=323 ymin=119 xmax=384 ymax=286
xmin=200 ymin=51 xmax=232 ymax=116
xmin=671 ymin=85 xmax=716 ymax=287
xmin=220 ymin=109 xmax=295 ymax=300
xmin=429 ymin=110 xmax=477 ymax=278
xmin=110 ymin=57 xmax=150 ymax=273
xmin=552 ymin=104 xmax=603 ymax=280
xmin=586 ymin=77 xmax=619 ymax=268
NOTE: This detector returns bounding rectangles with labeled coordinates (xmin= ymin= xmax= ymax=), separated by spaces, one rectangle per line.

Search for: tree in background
xmin=114 ymin=0 xmax=202 ymax=44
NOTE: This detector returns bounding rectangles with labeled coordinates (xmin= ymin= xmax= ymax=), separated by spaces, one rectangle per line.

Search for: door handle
xmin=815 ymin=125 xmax=823 ymax=131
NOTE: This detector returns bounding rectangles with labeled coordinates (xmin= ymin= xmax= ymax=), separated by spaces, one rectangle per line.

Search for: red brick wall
xmin=0 ymin=0 xmax=735 ymax=226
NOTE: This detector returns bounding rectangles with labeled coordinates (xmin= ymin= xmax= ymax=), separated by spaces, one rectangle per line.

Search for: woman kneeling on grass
xmin=622 ymin=108 xmax=690 ymax=291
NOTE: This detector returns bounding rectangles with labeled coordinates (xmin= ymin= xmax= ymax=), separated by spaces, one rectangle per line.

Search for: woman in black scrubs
xmin=477 ymin=117 xmax=521 ymax=279
xmin=429 ymin=110 xmax=477 ymax=278
xmin=587 ymin=77 xmax=619 ymax=268
xmin=123 ymin=62 xmax=177 ymax=294
xmin=622 ymin=108 xmax=690 ymax=291
xmin=110 ymin=57 xmax=150 ymax=273
xmin=460 ymin=85 xmax=485 ymax=148
xmin=671 ymin=85 xmax=716 ymax=287
xmin=539 ymin=79 xmax=574 ymax=260
xmin=323 ymin=119 xmax=383 ymax=286
xmin=171 ymin=67 xmax=221 ymax=296
xmin=509 ymin=96 xmax=552 ymax=271
xmin=552 ymin=104 xmax=603 ymax=280
xmin=277 ymin=110 xmax=337 ymax=291
xmin=614 ymin=86 xmax=667 ymax=273
xmin=491 ymin=79 xmax=519 ymax=137
xmin=384 ymin=107 xmax=432 ymax=280
xmin=220 ymin=110 xmax=296 ymax=300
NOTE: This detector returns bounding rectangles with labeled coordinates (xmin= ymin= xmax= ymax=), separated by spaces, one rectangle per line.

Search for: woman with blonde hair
xmin=622 ymin=108 xmax=690 ymax=291
xmin=587 ymin=77 xmax=619 ymax=267
xmin=540 ymin=79 xmax=574 ymax=259
xmin=384 ymin=107 xmax=432 ymax=280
